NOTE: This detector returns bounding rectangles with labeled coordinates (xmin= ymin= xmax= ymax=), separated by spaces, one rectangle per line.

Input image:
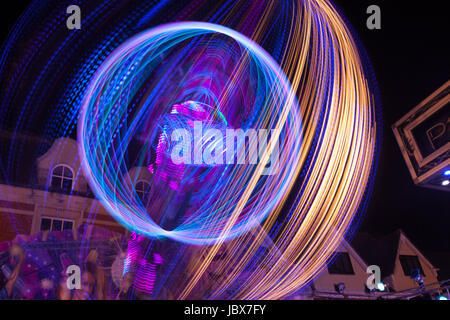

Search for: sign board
xmin=392 ymin=80 xmax=449 ymax=191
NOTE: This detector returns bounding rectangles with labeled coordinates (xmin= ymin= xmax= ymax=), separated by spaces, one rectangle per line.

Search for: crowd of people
xmin=0 ymin=244 xmax=139 ymax=300
xmin=0 ymin=230 xmax=229 ymax=300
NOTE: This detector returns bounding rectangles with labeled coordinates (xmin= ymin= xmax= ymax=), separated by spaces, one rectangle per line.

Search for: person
xmin=72 ymin=267 xmax=96 ymax=300
xmin=115 ymin=272 xmax=134 ymax=300
xmin=58 ymin=268 xmax=97 ymax=300
xmin=57 ymin=274 xmax=72 ymax=300
xmin=0 ymin=245 xmax=25 ymax=300
xmin=34 ymin=278 xmax=56 ymax=300
xmin=58 ymin=249 xmax=104 ymax=300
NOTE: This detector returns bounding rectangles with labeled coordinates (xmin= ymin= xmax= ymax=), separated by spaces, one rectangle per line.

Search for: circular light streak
xmin=78 ymin=22 xmax=303 ymax=245
xmin=1 ymin=0 xmax=380 ymax=300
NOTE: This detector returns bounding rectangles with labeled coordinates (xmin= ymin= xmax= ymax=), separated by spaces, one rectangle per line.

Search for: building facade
xmin=0 ymin=134 xmax=446 ymax=299
xmin=0 ymin=136 xmax=157 ymax=242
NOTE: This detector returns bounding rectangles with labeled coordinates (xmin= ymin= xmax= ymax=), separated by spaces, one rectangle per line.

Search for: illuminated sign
xmin=393 ymin=80 xmax=450 ymax=191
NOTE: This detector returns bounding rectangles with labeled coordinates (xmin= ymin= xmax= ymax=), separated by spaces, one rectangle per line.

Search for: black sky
xmin=0 ymin=1 xmax=449 ymax=254
xmin=332 ymin=0 xmax=449 ymax=254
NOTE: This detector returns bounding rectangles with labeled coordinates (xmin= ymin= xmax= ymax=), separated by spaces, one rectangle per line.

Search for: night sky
xmin=332 ymin=0 xmax=449 ymax=255
xmin=0 ymin=1 xmax=448 ymax=255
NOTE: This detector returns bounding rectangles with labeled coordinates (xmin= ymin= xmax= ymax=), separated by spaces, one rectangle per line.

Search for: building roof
xmin=352 ymin=229 xmax=439 ymax=280
xmin=351 ymin=230 xmax=402 ymax=279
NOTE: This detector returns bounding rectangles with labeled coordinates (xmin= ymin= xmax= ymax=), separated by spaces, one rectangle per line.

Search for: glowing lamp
xmin=376 ymin=282 xmax=385 ymax=292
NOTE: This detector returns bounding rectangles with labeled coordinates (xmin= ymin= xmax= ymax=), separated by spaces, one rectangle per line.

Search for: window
xmin=399 ymin=255 xmax=425 ymax=277
xmin=327 ymin=252 xmax=355 ymax=275
xmin=51 ymin=165 xmax=74 ymax=192
xmin=63 ymin=221 xmax=74 ymax=230
xmin=135 ymin=181 xmax=150 ymax=202
xmin=40 ymin=217 xmax=74 ymax=232
xmin=40 ymin=218 xmax=51 ymax=231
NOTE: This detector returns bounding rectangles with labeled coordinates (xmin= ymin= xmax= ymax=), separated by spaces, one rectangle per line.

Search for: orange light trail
xmin=178 ymin=0 xmax=377 ymax=300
